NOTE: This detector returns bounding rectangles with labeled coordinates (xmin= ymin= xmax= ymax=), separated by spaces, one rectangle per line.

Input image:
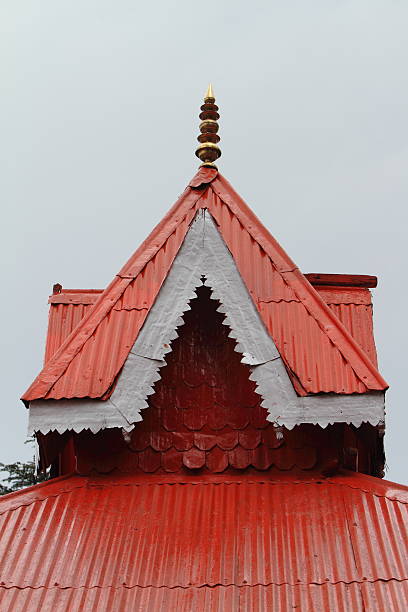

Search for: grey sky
xmin=1 ymin=1 xmax=407 ymax=483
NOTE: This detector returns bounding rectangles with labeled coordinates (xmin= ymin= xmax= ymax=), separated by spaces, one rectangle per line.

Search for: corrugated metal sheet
xmin=44 ymin=292 xmax=102 ymax=363
xmin=3 ymin=582 xmax=408 ymax=612
xmin=324 ymin=303 xmax=377 ymax=367
xmin=207 ymin=177 xmax=385 ymax=394
xmin=312 ymin=285 xmax=378 ymax=367
xmin=44 ymin=285 xmax=378 ymax=372
xmin=0 ymin=472 xmax=407 ymax=611
xmin=4 ymin=582 xmax=400 ymax=612
xmin=22 ymin=168 xmax=387 ymax=401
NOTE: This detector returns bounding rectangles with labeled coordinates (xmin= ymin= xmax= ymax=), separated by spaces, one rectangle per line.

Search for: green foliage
xmin=0 ymin=438 xmax=48 ymax=495
xmin=0 ymin=460 xmax=47 ymax=495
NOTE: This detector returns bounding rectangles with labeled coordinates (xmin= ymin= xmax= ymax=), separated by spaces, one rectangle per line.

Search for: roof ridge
xmin=2 ymin=473 xmax=407 ymax=517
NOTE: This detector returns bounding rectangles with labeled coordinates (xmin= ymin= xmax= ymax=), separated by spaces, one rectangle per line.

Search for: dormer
xmin=22 ymin=88 xmax=387 ymax=479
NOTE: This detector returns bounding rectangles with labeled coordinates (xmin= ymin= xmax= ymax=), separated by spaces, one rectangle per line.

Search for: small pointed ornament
xmin=195 ymin=83 xmax=221 ymax=168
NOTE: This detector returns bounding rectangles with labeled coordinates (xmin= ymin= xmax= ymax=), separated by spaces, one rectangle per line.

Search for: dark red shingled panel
xmin=74 ymin=286 xmax=358 ymax=476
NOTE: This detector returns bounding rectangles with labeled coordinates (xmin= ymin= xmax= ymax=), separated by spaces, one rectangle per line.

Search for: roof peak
xmin=204 ymin=83 xmax=214 ymax=102
xmin=195 ymin=85 xmax=221 ymax=169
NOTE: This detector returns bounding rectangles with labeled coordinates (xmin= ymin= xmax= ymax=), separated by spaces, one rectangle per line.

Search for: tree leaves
xmin=0 ymin=438 xmax=49 ymax=495
xmin=0 ymin=460 xmax=48 ymax=495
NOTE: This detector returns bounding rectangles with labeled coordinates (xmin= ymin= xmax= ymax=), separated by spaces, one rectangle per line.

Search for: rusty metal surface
xmin=23 ymin=168 xmax=387 ymax=401
xmin=0 ymin=471 xmax=407 ymax=611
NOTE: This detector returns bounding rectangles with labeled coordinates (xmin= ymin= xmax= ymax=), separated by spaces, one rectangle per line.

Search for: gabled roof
xmin=22 ymin=168 xmax=387 ymax=402
xmin=29 ymin=213 xmax=385 ymax=434
xmin=0 ymin=471 xmax=407 ymax=610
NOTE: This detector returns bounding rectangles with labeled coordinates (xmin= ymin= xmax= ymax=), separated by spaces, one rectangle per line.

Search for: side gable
xmin=310 ymin=281 xmax=378 ymax=368
xmin=22 ymin=168 xmax=387 ymax=405
xmin=45 ymin=289 xmax=103 ymax=363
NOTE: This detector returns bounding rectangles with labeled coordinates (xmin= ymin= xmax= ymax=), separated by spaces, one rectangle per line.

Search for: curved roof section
xmin=22 ymin=168 xmax=387 ymax=402
xmin=0 ymin=471 xmax=407 ymax=610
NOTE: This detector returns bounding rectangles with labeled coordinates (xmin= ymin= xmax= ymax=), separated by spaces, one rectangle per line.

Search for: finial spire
xmin=195 ymin=84 xmax=221 ymax=168
xmin=204 ymin=83 xmax=214 ymax=101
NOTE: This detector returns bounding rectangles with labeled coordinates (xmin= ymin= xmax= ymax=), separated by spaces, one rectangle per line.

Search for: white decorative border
xmin=29 ymin=212 xmax=385 ymax=434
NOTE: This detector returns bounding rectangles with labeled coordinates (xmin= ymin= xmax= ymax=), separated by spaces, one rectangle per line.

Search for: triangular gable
xmin=23 ymin=167 xmax=387 ymax=404
xmin=29 ymin=212 xmax=384 ymax=434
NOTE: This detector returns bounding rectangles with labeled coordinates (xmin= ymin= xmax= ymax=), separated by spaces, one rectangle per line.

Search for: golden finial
xmin=195 ymin=84 xmax=221 ymax=168
xmin=204 ymin=83 xmax=214 ymax=102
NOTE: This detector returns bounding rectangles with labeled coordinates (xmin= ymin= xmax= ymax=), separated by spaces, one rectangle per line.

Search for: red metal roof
xmin=0 ymin=471 xmax=407 ymax=611
xmin=44 ymin=281 xmax=378 ymax=370
xmin=22 ymin=168 xmax=387 ymax=402
xmin=313 ymin=285 xmax=378 ymax=368
xmin=44 ymin=290 xmax=102 ymax=363
xmin=4 ymin=582 xmax=406 ymax=612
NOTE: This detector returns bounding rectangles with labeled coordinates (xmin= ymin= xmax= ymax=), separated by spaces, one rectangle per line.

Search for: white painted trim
xmin=28 ymin=212 xmax=385 ymax=434
xmin=29 ymin=399 xmax=134 ymax=434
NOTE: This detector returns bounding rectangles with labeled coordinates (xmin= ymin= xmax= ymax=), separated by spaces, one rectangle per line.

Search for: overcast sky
xmin=1 ymin=1 xmax=407 ymax=484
